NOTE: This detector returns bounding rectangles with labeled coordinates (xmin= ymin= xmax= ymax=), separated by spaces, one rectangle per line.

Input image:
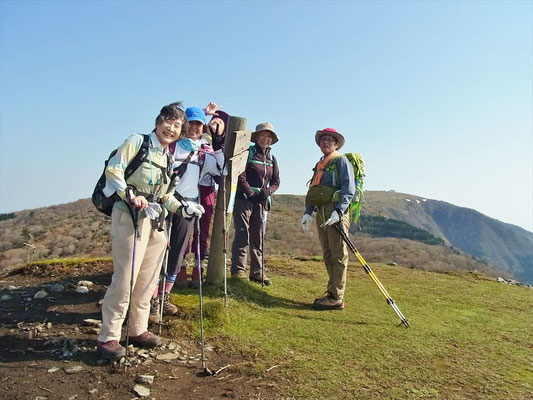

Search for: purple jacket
xmin=237 ymin=144 xmax=280 ymax=200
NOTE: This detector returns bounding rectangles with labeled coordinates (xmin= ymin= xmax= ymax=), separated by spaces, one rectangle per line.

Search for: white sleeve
xmin=199 ymin=149 xmax=225 ymax=181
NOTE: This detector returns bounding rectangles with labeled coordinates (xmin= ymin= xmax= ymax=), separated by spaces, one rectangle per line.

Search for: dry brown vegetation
xmin=0 ymin=195 xmax=505 ymax=279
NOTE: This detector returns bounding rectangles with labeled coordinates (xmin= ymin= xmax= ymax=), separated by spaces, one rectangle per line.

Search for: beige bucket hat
xmin=251 ymin=122 xmax=279 ymax=145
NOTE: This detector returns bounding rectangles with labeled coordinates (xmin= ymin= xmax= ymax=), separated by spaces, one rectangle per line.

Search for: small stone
xmin=78 ymin=280 xmax=94 ymax=287
xmin=135 ymin=375 xmax=155 ymax=385
xmin=178 ymin=355 xmax=187 ymax=361
xmin=65 ymin=365 xmax=84 ymax=374
xmin=132 ymin=384 xmax=150 ymax=397
xmin=1 ymin=294 xmax=12 ymax=301
xmin=83 ymin=319 xmax=102 ymax=326
xmin=46 ymin=322 xmax=52 ymax=329
xmin=34 ymin=397 xmax=48 ymax=400
xmin=8 ymin=285 xmax=17 ymax=291
xmin=88 ymin=389 xmax=98 ymax=395
xmin=68 ymin=396 xmax=78 ymax=400
xmin=156 ymin=353 xmax=180 ymax=361
xmin=48 ymin=367 xmax=59 ymax=373
xmin=76 ymin=287 xmax=89 ymax=294
xmin=74 ymin=327 xmax=80 ymax=335
xmin=34 ymin=290 xmax=48 ymax=299
xmin=50 ymin=284 xmax=64 ymax=292
xmin=167 ymin=342 xmax=179 ymax=351
xmin=497 ymin=277 xmax=506 ymax=283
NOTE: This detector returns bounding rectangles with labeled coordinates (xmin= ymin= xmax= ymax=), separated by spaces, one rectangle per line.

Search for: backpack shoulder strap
xmin=124 ymin=134 xmax=150 ymax=180
xmin=248 ymin=145 xmax=273 ymax=167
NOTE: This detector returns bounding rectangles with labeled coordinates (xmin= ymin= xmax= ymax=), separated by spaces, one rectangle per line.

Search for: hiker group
xmin=94 ymin=101 xmax=362 ymax=359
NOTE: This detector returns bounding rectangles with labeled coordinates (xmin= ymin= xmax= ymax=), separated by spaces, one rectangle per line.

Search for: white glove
xmin=301 ymin=214 xmax=313 ymax=231
xmin=145 ymin=202 xmax=162 ymax=220
xmin=182 ymin=201 xmax=205 ymax=218
xmin=321 ymin=209 xmax=341 ymax=227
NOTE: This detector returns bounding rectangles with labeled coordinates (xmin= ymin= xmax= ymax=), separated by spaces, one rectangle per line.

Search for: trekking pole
xmin=222 ymin=174 xmax=228 ymax=306
xmin=260 ymin=204 xmax=265 ymax=288
xmin=158 ymin=215 xmax=173 ymax=335
xmin=124 ymin=202 xmax=140 ymax=370
xmin=334 ymin=223 xmax=411 ymax=328
xmin=195 ymin=216 xmax=213 ymax=375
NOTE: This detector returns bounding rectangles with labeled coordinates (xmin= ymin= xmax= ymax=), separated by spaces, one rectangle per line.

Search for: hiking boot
xmin=190 ymin=266 xmax=202 ymax=289
xmin=162 ymin=293 xmax=178 ymax=315
xmin=231 ymin=270 xmax=247 ymax=279
xmin=175 ymin=267 xmax=189 ymax=289
xmin=97 ymin=340 xmax=126 ymax=359
xmin=249 ymin=273 xmax=272 ymax=286
xmin=148 ymin=296 xmax=160 ymax=324
xmin=312 ymin=294 xmax=344 ymax=310
xmin=128 ymin=331 xmax=162 ymax=348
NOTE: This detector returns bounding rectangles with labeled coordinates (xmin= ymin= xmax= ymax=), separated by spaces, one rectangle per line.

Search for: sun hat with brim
xmin=185 ymin=106 xmax=206 ymax=124
xmin=315 ymin=128 xmax=345 ymax=150
xmin=251 ymin=122 xmax=279 ymax=145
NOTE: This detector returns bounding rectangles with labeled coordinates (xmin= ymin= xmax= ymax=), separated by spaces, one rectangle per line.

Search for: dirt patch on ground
xmin=0 ymin=261 xmax=287 ymax=400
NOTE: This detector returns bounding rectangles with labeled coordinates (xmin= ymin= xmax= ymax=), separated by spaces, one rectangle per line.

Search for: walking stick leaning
xmin=196 ymin=217 xmax=212 ymax=375
xmin=158 ymin=216 xmax=173 ymax=335
xmin=334 ymin=223 xmax=411 ymax=328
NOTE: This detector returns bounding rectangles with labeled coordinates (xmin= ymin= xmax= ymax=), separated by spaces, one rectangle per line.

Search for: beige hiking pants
xmin=98 ymin=207 xmax=166 ymax=342
xmin=316 ymin=203 xmax=350 ymax=300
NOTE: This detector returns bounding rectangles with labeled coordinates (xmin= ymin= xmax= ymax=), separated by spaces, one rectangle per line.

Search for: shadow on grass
xmin=173 ymin=278 xmax=311 ymax=311
xmin=226 ymin=277 xmax=311 ymax=310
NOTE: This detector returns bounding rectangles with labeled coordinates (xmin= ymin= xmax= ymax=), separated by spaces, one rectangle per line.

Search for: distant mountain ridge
xmin=362 ymin=191 xmax=533 ymax=284
xmin=1 ymin=191 xmax=531 ymax=285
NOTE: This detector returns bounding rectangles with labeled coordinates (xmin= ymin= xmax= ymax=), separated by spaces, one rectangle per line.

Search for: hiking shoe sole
xmin=312 ymin=302 xmax=345 ymax=310
xmin=249 ymin=276 xmax=272 ymax=286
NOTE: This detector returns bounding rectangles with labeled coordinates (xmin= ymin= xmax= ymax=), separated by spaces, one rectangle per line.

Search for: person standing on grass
xmin=301 ymin=128 xmax=355 ymax=310
xmin=231 ymin=122 xmax=280 ymax=285
xmin=97 ymin=102 xmax=203 ymax=360
xmin=150 ymin=104 xmax=225 ymax=322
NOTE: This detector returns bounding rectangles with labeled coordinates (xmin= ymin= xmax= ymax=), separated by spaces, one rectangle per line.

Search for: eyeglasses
xmin=319 ymin=136 xmax=337 ymax=143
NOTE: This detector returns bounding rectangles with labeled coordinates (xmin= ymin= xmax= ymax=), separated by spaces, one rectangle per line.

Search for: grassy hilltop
xmin=171 ymin=256 xmax=533 ymax=399
xmin=2 ymin=255 xmax=531 ymax=399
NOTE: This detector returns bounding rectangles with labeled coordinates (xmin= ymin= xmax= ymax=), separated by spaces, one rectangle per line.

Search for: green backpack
xmin=308 ymin=153 xmax=365 ymax=223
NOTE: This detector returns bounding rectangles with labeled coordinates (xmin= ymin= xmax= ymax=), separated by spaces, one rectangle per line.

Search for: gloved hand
xmin=144 ymin=202 xmax=162 ymax=220
xmin=321 ymin=209 xmax=342 ymax=227
xmin=256 ymin=187 xmax=270 ymax=201
xmin=301 ymin=214 xmax=313 ymax=231
xmin=181 ymin=201 xmax=205 ymax=218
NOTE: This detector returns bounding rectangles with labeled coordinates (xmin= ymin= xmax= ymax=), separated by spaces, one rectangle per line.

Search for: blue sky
xmin=1 ymin=0 xmax=532 ymax=232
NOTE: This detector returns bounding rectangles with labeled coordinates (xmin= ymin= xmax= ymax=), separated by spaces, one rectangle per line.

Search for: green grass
xmin=168 ymin=257 xmax=533 ymax=399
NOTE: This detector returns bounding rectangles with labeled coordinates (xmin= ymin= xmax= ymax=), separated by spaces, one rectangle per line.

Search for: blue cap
xmin=185 ymin=107 xmax=206 ymax=124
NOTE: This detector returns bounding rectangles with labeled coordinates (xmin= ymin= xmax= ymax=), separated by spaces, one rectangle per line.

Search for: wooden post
xmin=206 ymin=116 xmax=251 ymax=285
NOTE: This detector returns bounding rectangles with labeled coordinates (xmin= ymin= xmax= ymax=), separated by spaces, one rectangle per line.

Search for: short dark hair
xmin=155 ymin=102 xmax=188 ymax=133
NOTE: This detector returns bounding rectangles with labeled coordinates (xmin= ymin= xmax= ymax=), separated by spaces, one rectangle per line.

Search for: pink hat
xmin=315 ymin=128 xmax=345 ymax=150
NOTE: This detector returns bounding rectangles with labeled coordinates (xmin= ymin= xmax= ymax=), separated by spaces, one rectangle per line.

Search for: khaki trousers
xmin=98 ymin=208 xmax=166 ymax=342
xmin=316 ymin=203 xmax=350 ymax=300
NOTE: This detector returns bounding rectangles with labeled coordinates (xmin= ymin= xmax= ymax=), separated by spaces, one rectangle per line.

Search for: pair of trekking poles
xmin=122 ymin=204 xmax=210 ymax=374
